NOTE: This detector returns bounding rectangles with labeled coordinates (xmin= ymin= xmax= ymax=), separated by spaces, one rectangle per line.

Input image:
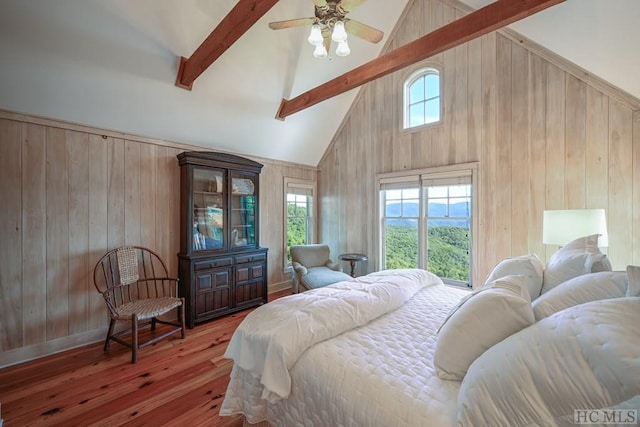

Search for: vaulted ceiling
xmin=0 ymin=0 xmax=639 ymax=166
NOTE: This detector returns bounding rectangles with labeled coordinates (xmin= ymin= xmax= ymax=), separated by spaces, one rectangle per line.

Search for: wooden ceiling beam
xmin=276 ymin=0 xmax=565 ymax=120
xmin=176 ymin=0 xmax=279 ymax=90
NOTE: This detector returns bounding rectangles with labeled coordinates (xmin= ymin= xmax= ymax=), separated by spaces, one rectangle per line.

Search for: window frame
xmin=402 ymin=63 xmax=443 ymax=131
xmin=377 ymin=163 xmax=478 ymax=287
xmin=283 ymin=177 xmax=317 ymax=272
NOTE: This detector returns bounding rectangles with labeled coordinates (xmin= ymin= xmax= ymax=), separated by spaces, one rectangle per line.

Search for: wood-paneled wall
xmin=0 ymin=112 xmax=315 ymax=366
xmin=318 ymin=0 xmax=640 ymax=284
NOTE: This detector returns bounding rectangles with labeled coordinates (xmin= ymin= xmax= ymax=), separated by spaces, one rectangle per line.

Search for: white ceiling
xmin=0 ymin=0 xmax=638 ymax=166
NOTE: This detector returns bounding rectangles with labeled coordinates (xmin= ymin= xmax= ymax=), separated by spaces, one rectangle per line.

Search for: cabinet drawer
xmin=194 ymin=257 xmax=233 ymax=271
xmin=235 ymin=253 xmax=267 ymax=264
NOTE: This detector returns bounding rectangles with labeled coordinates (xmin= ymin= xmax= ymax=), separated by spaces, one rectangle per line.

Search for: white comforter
xmin=221 ymin=269 xmax=469 ymax=425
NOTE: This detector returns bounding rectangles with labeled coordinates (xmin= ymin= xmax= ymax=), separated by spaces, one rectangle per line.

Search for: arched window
xmin=403 ymin=67 xmax=441 ymax=129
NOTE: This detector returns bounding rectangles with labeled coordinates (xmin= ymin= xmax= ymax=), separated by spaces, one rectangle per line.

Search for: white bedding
xmin=458 ymin=297 xmax=640 ymax=426
xmin=221 ymin=269 xmax=469 ymax=426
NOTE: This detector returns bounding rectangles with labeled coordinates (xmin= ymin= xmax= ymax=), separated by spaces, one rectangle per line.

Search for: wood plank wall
xmin=318 ymin=0 xmax=640 ymax=284
xmin=0 ymin=112 xmax=315 ymax=366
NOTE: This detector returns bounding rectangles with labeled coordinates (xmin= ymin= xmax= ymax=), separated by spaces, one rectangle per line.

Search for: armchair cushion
xmin=300 ymin=267 xmax=352 ymax=290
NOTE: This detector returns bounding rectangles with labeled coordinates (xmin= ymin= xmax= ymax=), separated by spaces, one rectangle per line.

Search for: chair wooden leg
xmin=178 ymin=301 xmax=186 ymax=339
xmin=104 ymin=319 xmax=116 ymax=351
xmin=151 ymin=317 xmax=157 ymax=331
xmin=131 ymin=315 xmax=139 ymax=364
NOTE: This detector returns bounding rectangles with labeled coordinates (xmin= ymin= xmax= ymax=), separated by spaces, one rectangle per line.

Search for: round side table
xmin=338 ymin=253 xmax=368 ymax=278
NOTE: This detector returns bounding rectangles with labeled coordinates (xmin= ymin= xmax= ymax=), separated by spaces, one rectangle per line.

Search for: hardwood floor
xmin=0 ymin=289 xmax=291 ymax=426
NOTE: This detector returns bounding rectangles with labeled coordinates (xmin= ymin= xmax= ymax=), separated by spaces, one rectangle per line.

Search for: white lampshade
xmin=542 ymin=209 xmax=608 ymax=247
xmin=312 ymin=44 xmax=328 ymax=59
xmin=335 ymin=40 xmax=350 ymax=57
xmin=331 ymin=20 xmax=348 ymax=42
xmin=307 ymin=24 xmax=324 ymax=46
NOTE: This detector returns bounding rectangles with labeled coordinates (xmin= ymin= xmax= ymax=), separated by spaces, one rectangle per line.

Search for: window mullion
xmin=419 ymin=185 xmax=428 ymax=270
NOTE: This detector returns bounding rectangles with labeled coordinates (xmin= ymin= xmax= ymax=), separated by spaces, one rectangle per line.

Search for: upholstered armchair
xmin=290 ymin=244 xmax=352 ymax=293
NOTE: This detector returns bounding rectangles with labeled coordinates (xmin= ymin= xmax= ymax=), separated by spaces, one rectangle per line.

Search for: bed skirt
xmin=243 ymin=417 xmax=270 ymax=427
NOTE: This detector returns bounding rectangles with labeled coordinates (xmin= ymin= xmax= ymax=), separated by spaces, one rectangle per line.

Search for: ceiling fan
xmin=268 ymin=0 xmax=384 ymax=59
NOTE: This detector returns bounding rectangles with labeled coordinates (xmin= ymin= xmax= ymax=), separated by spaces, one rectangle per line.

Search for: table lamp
xmin=542 ymin=209 xmax=608 ymax=247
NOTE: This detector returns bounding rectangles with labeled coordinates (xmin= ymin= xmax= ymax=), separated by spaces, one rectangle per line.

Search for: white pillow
xmin=457 ymin=297 xmax=640 ymax=426
xmin=484 ymin=253 xmax=544 ymax=301
xmin=627 ymin=265 xmax=640 ymax=297
xmin=541 ymin=234 xmax=612 ymax=294
xmin=434 ymin=275 xmax=534 ymax=381
xmin=532 ymin=271 xmax=628 ymax=321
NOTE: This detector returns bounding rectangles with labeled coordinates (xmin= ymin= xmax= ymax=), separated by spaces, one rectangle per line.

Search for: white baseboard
xmin=268 ymin=280 xmax=293 ymax=294
xmin=0 ymin=328 xmax=106 ymax=369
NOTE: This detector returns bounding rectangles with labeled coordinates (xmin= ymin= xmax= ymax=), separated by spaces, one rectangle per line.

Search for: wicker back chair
xmin=93 ymin=246 xmax=186 ymax=363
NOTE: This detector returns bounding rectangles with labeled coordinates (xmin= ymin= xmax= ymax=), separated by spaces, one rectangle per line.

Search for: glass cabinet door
xmin=192 ymin=167 xmax=224 ymax=251
xmin=230 ymin=172 xmax=257 ymax=248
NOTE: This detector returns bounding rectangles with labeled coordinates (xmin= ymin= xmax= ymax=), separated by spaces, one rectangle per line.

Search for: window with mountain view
xmin=404 ymin=67 xmax=441 ymax=129
xmin=284 ymin=178 xmax=316 ymax=268
xmin=425 ymin=183 xmax=471 ymax=284
xmin=383 ymin=186 xmax=420 ymax=269
xmin=379 ymin=165 xmax=476 ymax=287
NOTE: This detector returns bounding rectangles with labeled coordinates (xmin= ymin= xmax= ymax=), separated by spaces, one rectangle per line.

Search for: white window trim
xmin=401 ymin=62 xmax=444 ymax=133
xmin=376 ymin=162 xmax=479 ymax=285
xmin=283 ymin=177 xmax=317 ymax=272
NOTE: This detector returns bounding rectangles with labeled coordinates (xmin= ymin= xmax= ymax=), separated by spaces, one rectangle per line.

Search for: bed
xmin=220 ymin=255 xmax=640 ymax=426
xmin=221 ymin=269 xmax=466 ymax=426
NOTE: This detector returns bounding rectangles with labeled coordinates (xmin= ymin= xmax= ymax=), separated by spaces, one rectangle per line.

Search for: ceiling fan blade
xmin=338 ymin=0 xmax=367 ymax=13
xmin=344 ymin=19 xmax=384 ymax=44
xmin=268 ymin=17 xmax=315 ymax=30
xmin=311 ymin=0 xmax=328 ymax=8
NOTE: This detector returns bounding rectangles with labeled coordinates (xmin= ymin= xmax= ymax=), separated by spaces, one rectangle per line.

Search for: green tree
xmin=286 ymin=203 xmax=308 ymax=263
xmin=385 ymin=224 xmax=469 ymax=282
xmin=385 ymin=223 xmax=418 ymax=269
xmin=427 ymin=225 xmax=469 ymax=281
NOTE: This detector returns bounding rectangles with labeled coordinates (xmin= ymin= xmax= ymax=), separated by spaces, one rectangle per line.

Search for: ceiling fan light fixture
xmin=331 ymin=20 xmax=348 ymax=42
xmin=307 ymin=24 xmax=324 ymax=46
xmin=270 ymin=1 xmax=384 ymax=61
xmin=313 ymin=44 xmax=328 ymax=59
xmin=335 ymin=39 xmax=350 ymax=56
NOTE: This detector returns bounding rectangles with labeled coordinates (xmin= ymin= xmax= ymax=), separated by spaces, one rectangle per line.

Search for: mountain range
xmin=386 ymin=202 xmax=470 ymax=228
